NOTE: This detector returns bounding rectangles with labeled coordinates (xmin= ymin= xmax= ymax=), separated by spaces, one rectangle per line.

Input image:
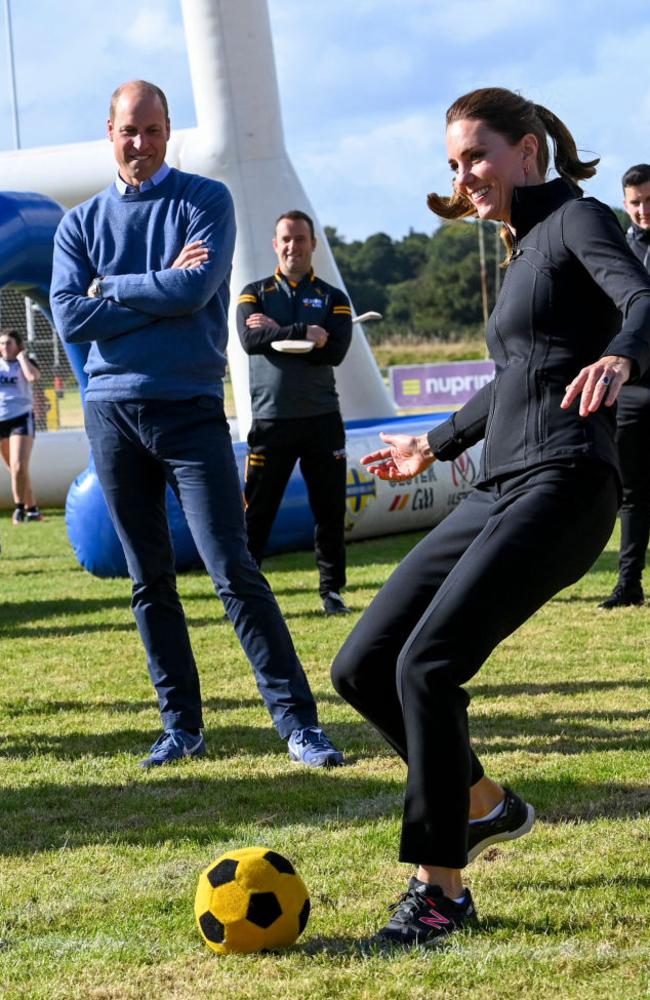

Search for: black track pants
xmin=616 ymin=386 xmax=650 ymax=587
xmin=245 ymin=412 xmax=347 ymax=597
xmin=332 ymin=461 xmax=618 ymax=868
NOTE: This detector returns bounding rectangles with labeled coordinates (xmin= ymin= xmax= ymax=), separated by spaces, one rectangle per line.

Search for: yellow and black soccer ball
xmin=195 ymin=846 xmax=310 ymax=955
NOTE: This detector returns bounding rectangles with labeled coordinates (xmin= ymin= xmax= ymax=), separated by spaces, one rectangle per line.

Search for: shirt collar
xmin=629 ymin=222 xmax=650 ymax=245
xmin=274 ymin=266 xmax=315 ymax=289
xmin=115 ymin=161 xmax=171 ymax=196
xmin=509 ymin=177 xmax=582 ymax=239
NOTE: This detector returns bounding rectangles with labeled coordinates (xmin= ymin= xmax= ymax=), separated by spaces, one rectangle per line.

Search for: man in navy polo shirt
xmin=237 ymin=211 xmax=353 ymax=615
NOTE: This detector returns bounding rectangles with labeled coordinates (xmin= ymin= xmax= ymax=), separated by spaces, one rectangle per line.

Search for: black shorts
xmin=0 ymin=411 xmax=35 ymax=440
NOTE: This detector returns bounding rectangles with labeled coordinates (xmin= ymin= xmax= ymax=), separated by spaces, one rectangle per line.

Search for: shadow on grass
xmin=0 ymin=769 xmax=404 ymax=857
xmin=263 ymin=581 xmax=382 ymax=599
xmin=280 ymin=608 xmax=363 ymax=622
xmin=0 ymin=719 xmax=378 ymax=762
xmin=518 ymin=873 xmax=650 ymax=892
xmin=466 ymin=679 xmax=650 ymax=756
xmin=297 ymin=935 xmax=392 ymax=957
xmin=0 ymin=592 xmax=361 ymax=635
xmin=1 ymin=691 xmax=346 ymax=720
xmin=0 ymin=596 xmax=342 ymax=637
xmin=239 ymin=867 xmax=650 ymax=953
xmin=0 ymin=748 xmax=646 ymax=857
xmin=1 ymin=565 xmax=81 ymax=576
xmin=468 ymin=678 xmax=649 ymax=699
xmin=4 ymin=622 xmax=139 ymax=638
xmin=0 ymin=595 xmax=130 ymax=619
xmin=470 ymin=707 xmax=650 ymax=756
xmin=3 ymin=618 xmax=232 ymax=639
xmin=514 ymin=776 xmax=650 ymax=822
xmin=553 ymin=592 xmax=648 ymax=606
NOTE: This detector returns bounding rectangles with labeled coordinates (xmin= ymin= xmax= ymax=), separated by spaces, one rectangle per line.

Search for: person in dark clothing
xmin=236 ymin=210 xmax=353 ymax=616
xmin=599 ymin=163 xmax=650 ymax=608
xmin=331 ymin=87 xmax=650 ymax=948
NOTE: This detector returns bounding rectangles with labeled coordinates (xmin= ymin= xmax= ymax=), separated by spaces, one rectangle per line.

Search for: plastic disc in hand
xmin=271 ymin=340 xmax=315 ymax=354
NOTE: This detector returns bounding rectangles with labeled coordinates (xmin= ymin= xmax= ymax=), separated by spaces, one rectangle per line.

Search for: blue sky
xmin=1 ymin=0 xmax=649 ymax=239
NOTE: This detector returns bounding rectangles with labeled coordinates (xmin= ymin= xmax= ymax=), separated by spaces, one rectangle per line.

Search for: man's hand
xmin=245 ymin=313 xmax=280 ymax=331
xmin=561 ymin=355 xmax=633 ymax=417
xmin=306 ymin=325 xmax=329 ymax=348
xmin=171 ymin=240 xmax=209 ymax=269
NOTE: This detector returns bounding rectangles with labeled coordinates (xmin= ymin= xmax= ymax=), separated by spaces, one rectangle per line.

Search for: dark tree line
xmin=326 ymin=206 xmax=628 ymax=340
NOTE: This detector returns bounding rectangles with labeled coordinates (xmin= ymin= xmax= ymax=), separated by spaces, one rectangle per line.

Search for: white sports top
xmin=0 ymin=358 xmax=33 ymax=421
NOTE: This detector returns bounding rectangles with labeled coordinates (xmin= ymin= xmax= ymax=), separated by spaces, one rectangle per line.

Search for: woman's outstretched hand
xmin=361 ymin=432 xmax=436 ymax=481
xmin=561 ymin=355 xmax=632 ymax=417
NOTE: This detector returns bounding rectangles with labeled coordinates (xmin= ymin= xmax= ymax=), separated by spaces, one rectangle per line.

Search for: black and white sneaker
xmin=322 ymin=591 xmax=351 ymax=616
xmin=374 ymin=877 xmax=477 ymax=948
xmin=467 ymin=786 xmax=535 ymax=863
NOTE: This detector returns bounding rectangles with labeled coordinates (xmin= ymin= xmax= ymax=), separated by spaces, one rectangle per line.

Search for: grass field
xmin=0 ymin=512 xmax=648 ymax=1000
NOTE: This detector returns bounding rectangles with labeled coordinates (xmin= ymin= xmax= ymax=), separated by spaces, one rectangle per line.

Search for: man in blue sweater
xmin=50 ymin=80 xmax=344 ymax=769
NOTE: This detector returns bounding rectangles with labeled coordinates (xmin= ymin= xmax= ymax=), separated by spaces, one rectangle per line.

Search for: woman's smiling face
xmin=446 ymin=118 xmax=539 ymax=225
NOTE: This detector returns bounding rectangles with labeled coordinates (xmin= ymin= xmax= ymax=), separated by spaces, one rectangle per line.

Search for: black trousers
xmin=245 ymin=412 xmax=347 ymax=597
xmin=332 ymin=461 xmax=618 ymax=869
xmin=616 ymin=386 xmax=650 ymax=587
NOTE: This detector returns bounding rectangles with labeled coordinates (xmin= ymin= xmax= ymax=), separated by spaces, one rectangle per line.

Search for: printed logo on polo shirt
xmin=0 ymin=375 xmax=19 ymax=385
xmin=302 ymin=297 xmax=323 ymax=308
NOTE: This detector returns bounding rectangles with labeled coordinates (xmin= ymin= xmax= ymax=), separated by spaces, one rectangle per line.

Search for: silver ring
xmin=601 ymin=375 xmax=611 ymax=386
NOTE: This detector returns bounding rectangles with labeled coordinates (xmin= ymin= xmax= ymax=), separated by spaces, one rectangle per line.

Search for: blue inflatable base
xmin=65 ymin=413 xmax=447 ymax=578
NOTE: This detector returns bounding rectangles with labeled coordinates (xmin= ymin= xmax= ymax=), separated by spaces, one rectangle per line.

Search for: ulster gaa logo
xmin=451 ymin=451 xmax=477 ymax=487
xmin=346 ymin=465 xmax=377 ymax=521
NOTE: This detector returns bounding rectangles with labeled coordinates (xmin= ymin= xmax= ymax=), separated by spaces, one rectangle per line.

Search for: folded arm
xmin=51 ymin=217 xmax=157 ymax=344
xmin=306 ymin=291 xmax=352 ymax=366
xmin=99 ymin=183 xmax=236 ymax=317
xmin=236 ymin=290 xmax=302 ymax=352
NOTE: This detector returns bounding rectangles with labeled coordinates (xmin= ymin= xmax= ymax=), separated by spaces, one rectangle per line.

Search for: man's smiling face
xmin=108 ymin=85 xmax=170 ymax=188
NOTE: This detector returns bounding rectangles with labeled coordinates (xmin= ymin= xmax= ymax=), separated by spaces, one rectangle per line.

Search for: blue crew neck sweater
xmin=50 ymin=168 xmax=236 ymax=401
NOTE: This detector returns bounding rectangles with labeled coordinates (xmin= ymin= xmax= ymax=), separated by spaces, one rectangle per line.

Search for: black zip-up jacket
xmin=427 ymin=179 xmax=650 ymax=485
xmin=236 ymin=269 xmax=352 ymax=419
xmin=625 ymin=223 xmax=650 ymax=388
xmin=627 ymin=222 xmax=650 ymax=270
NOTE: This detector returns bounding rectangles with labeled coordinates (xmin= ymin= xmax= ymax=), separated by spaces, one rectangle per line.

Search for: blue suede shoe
xmin=287 ymin=726 xmax=344 ymax=767
xmin=139 ymin=728 xmax=206 ymax=768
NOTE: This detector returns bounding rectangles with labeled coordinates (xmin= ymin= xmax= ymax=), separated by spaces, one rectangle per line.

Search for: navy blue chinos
xmin=85 ymin=396 xmax=318 ymax=738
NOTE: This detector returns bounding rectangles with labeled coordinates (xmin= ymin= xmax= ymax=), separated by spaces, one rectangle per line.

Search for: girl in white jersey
xmin=0 ymin=329 xmax=43 ymax=523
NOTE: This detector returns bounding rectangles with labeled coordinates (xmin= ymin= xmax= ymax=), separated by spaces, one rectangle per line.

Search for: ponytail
xmin=426 ymin=188 xmax=477 ymax=221
xmin=427 ymin=87 xmax=599 ymax=224
xmin=533 ymin=103 xmax=598 ymax=182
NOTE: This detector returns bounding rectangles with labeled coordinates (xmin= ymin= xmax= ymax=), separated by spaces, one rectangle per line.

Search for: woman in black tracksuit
xmin=331 ymin=87 xmax=650 ymax=947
